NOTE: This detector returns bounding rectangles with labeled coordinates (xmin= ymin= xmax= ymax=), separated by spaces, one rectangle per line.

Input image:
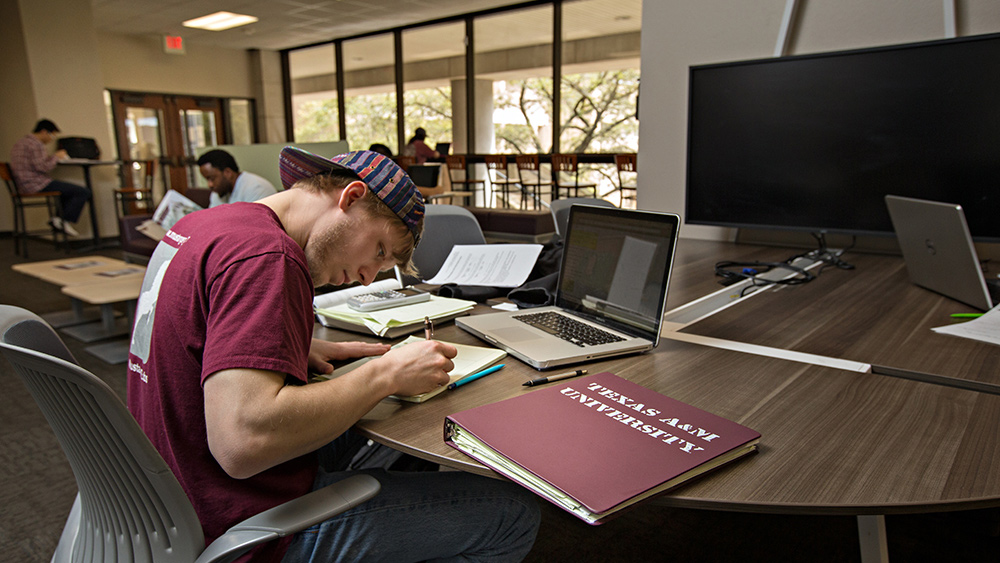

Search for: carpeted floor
xmin=1 ymin=234 xmax=998 ymax=562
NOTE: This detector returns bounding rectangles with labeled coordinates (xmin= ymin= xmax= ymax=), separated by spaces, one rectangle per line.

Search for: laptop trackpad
xmin=494 ymin=326 xmax=539 ymax=342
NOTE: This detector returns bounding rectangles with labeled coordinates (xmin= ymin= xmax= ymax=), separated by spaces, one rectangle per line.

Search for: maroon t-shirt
xmin=127 ymin=203 xmax=316 ymax=562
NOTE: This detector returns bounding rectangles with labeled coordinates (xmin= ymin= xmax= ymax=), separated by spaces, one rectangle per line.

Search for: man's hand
xmin=308 ymin=338 xmax=390 ymax=375
xmin=366 ymin=340 xmax=457 ymax=397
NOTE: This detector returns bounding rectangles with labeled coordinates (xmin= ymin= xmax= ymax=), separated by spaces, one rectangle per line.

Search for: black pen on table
xmin=424 ymin=316 xmax=433 ymax=340
xmin=523 ymin=369 xmax=588 ymax=387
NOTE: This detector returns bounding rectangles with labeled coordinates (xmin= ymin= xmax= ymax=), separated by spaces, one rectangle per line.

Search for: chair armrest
xmin=195 ymin=473 xmax=380 ymax=563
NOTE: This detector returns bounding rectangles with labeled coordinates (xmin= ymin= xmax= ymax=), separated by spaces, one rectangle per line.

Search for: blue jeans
xmin=45 ymin=180 xmax=91 ymax=223
xmin=282 ymin=436 xmax=540 ymax=563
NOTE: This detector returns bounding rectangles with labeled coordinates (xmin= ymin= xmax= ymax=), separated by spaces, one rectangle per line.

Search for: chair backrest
xmin=1 ymin=162 xmax=20 ymax=199
xmin=515 ymin=154 xmax=540 ymax=171
xmin=0 ymin=305 xmax=205 ymax=563
xmin=549 ymin=197 xmax=617 ymax=237
xmin=185 ymin=188 xmax=212 ymax=209
xmin=551 ymin=154 xmax=578 ymax=173
xmin=514 ymin=154 xmax=546 ymax=186
xmin=615 ymin=153 xmax=637 ymax=188
xmin=484 ymin=155 xmax=513 ymax=185
xmin=444 ymin=155 xmax=471 ymax=185
xmin=395 ymin=155 xmax=416 ymax=171
xmin=411 ymin=204 xmax=486 ymax=280
xmin=445 ymin=155 xmax=467 ymax=170
xmin=551 ymin=154 xmax=582 ymax=189
xmin=483 ymin=155 xmax=507 ymax=170
xmin=614 ymin=153 xmax=637 ymax=173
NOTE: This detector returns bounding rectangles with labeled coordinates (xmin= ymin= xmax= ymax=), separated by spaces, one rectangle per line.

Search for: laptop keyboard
xmin=513 ymin=311 xmax=625 ymax=347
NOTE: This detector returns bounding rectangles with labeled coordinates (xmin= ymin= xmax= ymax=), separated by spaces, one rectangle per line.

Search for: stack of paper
xmin=315 ymin=294 xmax=475 ymax=338
xmin=314 ymin=336 xmax=506 ymax=403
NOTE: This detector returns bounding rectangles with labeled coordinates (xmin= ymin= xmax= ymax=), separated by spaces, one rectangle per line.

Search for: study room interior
xmin=3 ymin=1 xmax=1000 ymax=562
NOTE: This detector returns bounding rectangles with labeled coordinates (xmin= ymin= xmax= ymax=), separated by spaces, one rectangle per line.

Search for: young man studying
xmin=127 ymin=147 xmax=539 ymax=562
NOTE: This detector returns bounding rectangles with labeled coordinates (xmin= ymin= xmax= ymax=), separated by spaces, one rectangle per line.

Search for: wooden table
xmin=60 ymin=277 xmax=143 ymax=363
xmin=317 ymin=238 xmax=1000 ymax=563
xmin=12 ymin=256 xmax=144 ymax=363
xmin=12 ymin=256 xmax=141 ymax=328
xmin=675 ymin=244 xmax=1000 ymax=390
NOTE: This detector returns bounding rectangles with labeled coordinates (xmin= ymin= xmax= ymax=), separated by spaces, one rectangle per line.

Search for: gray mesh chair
xmin=549 ymin=198 xmax=617 ymax=238
xmin=411 ymin=204 xmax=487 ymax=281
xmin=0 ymin=305 xmax=380 ymax=563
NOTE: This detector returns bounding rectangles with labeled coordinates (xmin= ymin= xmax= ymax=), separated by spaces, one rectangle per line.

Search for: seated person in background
xmin=139 ymin=150 xmax=279 ymax=239
xmin=367 ymin=143 xmax=393 ymax=158
xmin=402 ymin=127 xmax=439 ymax=164
xmin=127 ymin=147 xmax=540 ymax=562
xmin=9 ymin=119 xmax=91 ymax=237
xmin=197 ymin=149 xmax=277 ymax=207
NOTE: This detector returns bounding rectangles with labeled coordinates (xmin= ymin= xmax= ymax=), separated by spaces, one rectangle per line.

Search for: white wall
xmin=638 ymin=0 xmax=1000 ymax=242
xmin=97 ymin=33 xmax=256 ymax=99
xmin=1 ymin=0 xmax=117 ymax=238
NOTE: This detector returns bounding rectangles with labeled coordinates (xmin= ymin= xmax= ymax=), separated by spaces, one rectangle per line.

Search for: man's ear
xmin=337 ymin=180 xmax=368 ymax=211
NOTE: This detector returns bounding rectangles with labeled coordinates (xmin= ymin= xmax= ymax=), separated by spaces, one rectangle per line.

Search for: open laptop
xmin=885 ymin=195 xmax=1000 ymax=311
xmin=457 ymin=205 xmax=681 ymax=369
xmin=435 ymin=142 xmax=450 ymax=155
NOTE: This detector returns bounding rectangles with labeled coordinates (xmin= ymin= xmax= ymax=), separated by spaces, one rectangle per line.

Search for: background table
xmin=12 ymin=256 xmax=139 ymax=327
xmin=57 ymin=159 xmax=121 ymax=249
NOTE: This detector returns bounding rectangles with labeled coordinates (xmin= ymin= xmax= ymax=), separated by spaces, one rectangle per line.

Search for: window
xmin=228 ymin=99 xmax=256 ymax=145
xmin=402 ymin=22 xmax=464 ymax=153
xmin=283 ymin=0 xmax=642 ymax=162
xmin=560 ymin=0 xmax=641 ymax=153
xmin=475 ymin=5 xmax=554 ymax=154
xmin=343 ymin=33 xmax=397 ymax=152
xmin=290 ymin=44 xmax=339 ymax=142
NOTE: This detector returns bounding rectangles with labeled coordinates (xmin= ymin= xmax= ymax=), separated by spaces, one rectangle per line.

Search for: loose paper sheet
xmin=931 ymin=305 xmax=1000 ymax=346
xmin=425 ymin=244 xmax=543 ymax=287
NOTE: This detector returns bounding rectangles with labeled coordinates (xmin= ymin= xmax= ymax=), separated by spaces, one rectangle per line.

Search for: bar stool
xmin=114 ymin=160 xmax=155 ymax=220
xmin=552 ymin=154 xmax=597 ymax=199
xmin=484 ymin=155 xmax=518 ymax=208
xmin=514 ymin=155 xmax=554 ymax=210
xmin=1 ymin=161 xmax=66 ymax=258
xmin=445 ymin=155 xmax=485 ymax=206
xmin=612 ymin=153 xmax=637 ymax=207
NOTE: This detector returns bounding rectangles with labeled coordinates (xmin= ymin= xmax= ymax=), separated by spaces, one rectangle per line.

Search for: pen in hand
xmin=448 ymin=364 xmax=505 ymax=390
xmin=523 ymin=369 xmax=588 ymax=387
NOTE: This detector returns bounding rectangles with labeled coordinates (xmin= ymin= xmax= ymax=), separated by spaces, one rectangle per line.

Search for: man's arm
xmin=203 ymin=339 xmax=456 ymax=479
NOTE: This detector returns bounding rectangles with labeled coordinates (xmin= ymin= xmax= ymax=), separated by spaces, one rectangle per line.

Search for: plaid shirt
xmin=9 ymin=134 xmax=58 ymax=194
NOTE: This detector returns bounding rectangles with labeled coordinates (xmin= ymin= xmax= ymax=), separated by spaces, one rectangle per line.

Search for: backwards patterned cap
xmin=278 ymin=147 xmax=425 ymax=245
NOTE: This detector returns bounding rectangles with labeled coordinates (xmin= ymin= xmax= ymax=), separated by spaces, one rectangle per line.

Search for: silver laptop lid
xmin=885 ymin=195 xmax=993 ymax=311
xmin=555 ymin=205 xmax=681 ymax=343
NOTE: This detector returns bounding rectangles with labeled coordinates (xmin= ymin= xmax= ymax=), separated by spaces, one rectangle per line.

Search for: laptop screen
xmin=556 ymin=205 xmax=679 ymax=341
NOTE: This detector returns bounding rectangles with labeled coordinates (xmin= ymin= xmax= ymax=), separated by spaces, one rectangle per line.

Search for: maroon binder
xmin=445 ymin=372 xmax=760 ymax=524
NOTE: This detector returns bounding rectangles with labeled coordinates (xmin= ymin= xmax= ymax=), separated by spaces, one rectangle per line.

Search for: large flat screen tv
xmin=686 ymin=32 xmax=1000 ymax=242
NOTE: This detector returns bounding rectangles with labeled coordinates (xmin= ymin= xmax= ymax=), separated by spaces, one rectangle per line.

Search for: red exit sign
xmin=163 ymin=35 xmax=185 ymax=54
